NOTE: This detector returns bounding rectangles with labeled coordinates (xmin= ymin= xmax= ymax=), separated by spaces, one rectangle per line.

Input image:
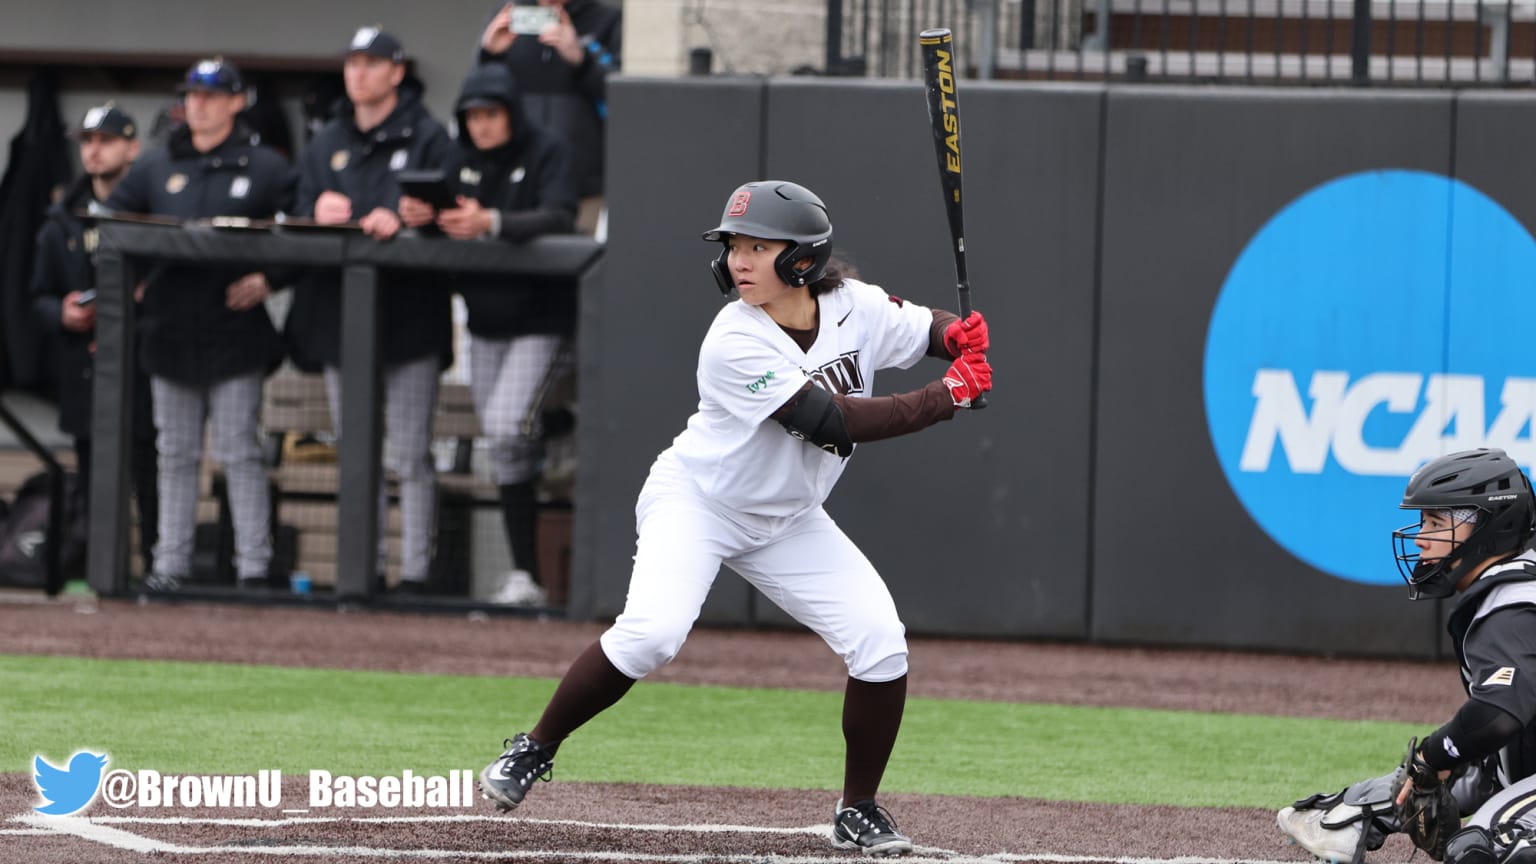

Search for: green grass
xmin=2 ymin=654 xmax=1419 ymax=809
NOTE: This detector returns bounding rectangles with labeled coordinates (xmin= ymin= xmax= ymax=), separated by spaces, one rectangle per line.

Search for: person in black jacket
xmin=289 ymin=26 xmax=456 ymax=593
xmin=411 ymin=63 xmax=576 ymax=605
xmin=30 ymin=103 xmax=158 ymax=574
xmin=476 ymin=0 xmax=619 ymax=231
xmin=105 ymin=58 xmax=297 ymax=591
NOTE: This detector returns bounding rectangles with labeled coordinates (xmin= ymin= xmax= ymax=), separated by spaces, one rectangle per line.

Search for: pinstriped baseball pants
xmin=467 ymin=333 xmax=562 ymax=486
xmin=151 ymin=373 xmax=271 ymax=578
xmin=324 ymin=357 xmax=439 ymax=583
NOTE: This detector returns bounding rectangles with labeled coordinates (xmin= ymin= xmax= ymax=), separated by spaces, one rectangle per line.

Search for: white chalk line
xmin=9 ymin=811 xmax=1304 ymax=864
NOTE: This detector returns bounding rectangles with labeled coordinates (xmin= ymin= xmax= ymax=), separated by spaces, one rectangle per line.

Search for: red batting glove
xmin=943 ymin=353 xmax=992 ymax=408
xmin=944 ymin=310 xmax=989 ymax=356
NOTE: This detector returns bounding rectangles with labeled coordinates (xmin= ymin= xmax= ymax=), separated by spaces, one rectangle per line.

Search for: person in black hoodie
xmin=415 ymin=63 xmax=576 ymax=605
xmin=476 ymin=0 xmax=619 ymax=230
xmin=105 ymin=58 xmax=297 ymax=591
xmin=30 ymin=103 xmax=158 ymax=574
xmin=289 ymin=26 xmax=455 ymax=593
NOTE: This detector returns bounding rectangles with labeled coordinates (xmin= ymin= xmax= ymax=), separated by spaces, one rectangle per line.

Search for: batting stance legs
xmin=481 ymin=456 xmax=911 ymax=835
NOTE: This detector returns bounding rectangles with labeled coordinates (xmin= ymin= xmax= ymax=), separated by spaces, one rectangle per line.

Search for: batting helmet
xmin=702 ymin=180 xmax=833 ymax=295
xmin=1392 ymin=448 xmax=1536 ymax=599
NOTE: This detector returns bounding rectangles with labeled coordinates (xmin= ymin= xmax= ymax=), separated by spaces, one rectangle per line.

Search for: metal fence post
xmin=87 ymin=244 xmax=134 ymax=596
xmin=1351 ymin=0 xmax=1372 ymax=82
xmin=336 ymin=262 xmax=383 ymax=600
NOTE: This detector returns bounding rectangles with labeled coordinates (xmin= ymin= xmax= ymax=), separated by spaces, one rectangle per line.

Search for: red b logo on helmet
xmin=727 ymin=190 xmax=751 ymax=217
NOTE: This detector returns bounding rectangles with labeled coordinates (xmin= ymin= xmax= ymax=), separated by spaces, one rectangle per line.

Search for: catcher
xmin=1279 ymin=448 xmax=1536 ymax=864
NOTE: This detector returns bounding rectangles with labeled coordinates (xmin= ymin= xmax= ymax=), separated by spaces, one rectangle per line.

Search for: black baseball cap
xmin=348 ymin=26 xmax=406 ymax=63
xmin=179 ymin=57 xmax=244 ymax=94
xmin=75 ymin=103 xmax=137 ymax=139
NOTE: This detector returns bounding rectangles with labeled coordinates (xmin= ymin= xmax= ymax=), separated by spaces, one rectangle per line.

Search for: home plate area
xmin=0 ymin=774 xmax=1322 ymax=864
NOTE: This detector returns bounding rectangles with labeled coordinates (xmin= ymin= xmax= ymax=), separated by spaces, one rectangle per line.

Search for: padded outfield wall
xmin=575 ymin=77 xmax=1536 ymax=659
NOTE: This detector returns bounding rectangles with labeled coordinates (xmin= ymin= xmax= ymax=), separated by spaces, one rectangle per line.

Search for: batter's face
xmin=79 ymin=132 xmax=138 ymax=179
xmin=725 ymin=235 xmax=805 ymax=307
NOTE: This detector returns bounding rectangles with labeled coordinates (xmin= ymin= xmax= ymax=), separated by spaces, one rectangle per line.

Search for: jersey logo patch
xmin=229 ymin=176 xmax=251 ymax=199
xmin=1482 ymin=666 xmax=1516 ymax=687
xmin=745 ymin=370 xmax=776 ymax=394
xmin=887 ymin=295 xmax=905 ymax=308
xmin=807 ymin=351 xmax=864 ymax=396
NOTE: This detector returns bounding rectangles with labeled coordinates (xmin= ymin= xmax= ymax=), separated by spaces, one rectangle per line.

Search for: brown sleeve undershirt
xmin=928 ymin=308 xmax=961 ymax=359
xmin=768 ymin=306 xmax=960 ymax=443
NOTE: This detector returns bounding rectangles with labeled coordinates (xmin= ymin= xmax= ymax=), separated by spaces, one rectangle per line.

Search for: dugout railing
xmin=86 ymin=218 xmax=604 ymax=602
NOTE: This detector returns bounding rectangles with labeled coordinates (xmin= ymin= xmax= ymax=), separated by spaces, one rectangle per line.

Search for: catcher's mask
xmin=701 ymin=180 xmax=833 ymax=295
xmin=1392 ymin=448 xmax=1536 ymax=600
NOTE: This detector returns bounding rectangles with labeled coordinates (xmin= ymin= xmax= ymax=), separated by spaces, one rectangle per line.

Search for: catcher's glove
xmin=1390 ymin=737 xmax=1460 ymax=861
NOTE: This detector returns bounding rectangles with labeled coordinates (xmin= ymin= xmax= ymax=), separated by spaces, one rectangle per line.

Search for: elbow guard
xmin=778 ymin=385 xmax=853 ymax=457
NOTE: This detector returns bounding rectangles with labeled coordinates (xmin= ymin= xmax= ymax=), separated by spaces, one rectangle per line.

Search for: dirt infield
xmin=0 ymin=593 xmax=1460 ymax=862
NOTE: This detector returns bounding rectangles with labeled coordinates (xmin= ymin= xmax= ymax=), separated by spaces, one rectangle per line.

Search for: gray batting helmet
xmin=702 ymin=180 xmax=833 ymax=295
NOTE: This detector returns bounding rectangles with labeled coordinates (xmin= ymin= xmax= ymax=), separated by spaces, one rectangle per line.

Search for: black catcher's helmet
xmin=701 ymin=180 xmax=833 ymax=295
xmin=1392 ymin=448 xmax=1536 ymax=599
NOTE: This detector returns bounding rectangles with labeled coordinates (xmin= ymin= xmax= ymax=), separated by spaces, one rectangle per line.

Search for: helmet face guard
xmin=1391 ymin=448 xmax=1536 ymax=600
xmin=702 ymin=181 xmax=833 ymax=295
xmin=1392 ymin=510 xmax=1477 ymax=600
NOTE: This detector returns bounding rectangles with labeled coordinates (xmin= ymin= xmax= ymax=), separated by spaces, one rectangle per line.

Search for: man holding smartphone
xmin=30 ymin=103 xmax=159 ymax=576
xmin=476 ymin=0 xmax=620 ymax=233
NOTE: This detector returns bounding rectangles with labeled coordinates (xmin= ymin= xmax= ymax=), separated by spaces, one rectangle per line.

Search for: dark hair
xmin=808 ymin=254 xmax=858 ymax=296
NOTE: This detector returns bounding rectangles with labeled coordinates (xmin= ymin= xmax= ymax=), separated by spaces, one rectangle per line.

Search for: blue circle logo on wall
xmin=1204 ymin=169 xmax=1536 ymax=586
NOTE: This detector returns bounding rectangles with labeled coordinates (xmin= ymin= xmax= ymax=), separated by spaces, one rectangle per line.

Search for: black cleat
xmin=832 ymin=798 xmax=913 ymax=857
xmin=479 ymin=733 xmax=554 ymax=812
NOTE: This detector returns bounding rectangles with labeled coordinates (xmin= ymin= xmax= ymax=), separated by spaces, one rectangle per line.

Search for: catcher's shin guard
xmin=1445 ymin=827 xmax=1496 ymax=864
xmin=1287 ymin=773 xmax=1399 ymax=864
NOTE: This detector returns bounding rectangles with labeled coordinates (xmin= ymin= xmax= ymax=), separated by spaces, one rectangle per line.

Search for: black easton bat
xmin=919 ymin=27 xmax=986 ymax=407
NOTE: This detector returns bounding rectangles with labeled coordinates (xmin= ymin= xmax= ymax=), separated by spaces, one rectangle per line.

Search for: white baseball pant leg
xmin=728 ymin=506 xmax=908 ymax=683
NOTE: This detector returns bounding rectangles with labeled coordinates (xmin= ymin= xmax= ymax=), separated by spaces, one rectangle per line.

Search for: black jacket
xmin=30 ymin=176 xmax=156 ymax=438
xmin=288 ymin=91 xmax=455 ymax=371
xmin=104 ymin=123 xmax=296 ymax=386
xmin=450 ymin=64 xmax=579 ymax=337
xmin=478 ymin=0 xmax=620 ymax=198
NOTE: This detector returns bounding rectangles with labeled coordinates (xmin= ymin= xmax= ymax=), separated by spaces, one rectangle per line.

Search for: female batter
xmin=478 ymin=180 xmax=992 ymax=856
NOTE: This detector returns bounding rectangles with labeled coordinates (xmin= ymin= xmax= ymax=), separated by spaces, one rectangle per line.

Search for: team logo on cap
xmin=351 ymin=27 xmax=380 ymax=51
xmin=82 ymin=107 xmax=107 ymax=130
xmin=330 ymin=150 xmax=350 ymax=172
xmin=166 ymin=174 xmax=188 ymax=194
xmin=727 ymin=190 xmax=751 ymax=217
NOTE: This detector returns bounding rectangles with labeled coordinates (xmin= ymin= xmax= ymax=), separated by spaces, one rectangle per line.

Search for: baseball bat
xmin=919 ymin=27 xmax=986 ymax=408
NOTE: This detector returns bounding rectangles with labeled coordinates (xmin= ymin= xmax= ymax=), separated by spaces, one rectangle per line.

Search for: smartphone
xmin=510 ymin=5 xmax=559 ymax=35
xmin=74 ymin=290 xmax=97 ymax=307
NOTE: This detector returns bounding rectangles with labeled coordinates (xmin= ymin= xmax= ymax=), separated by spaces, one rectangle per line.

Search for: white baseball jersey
xmin=663 ymin=278 xmax=934 ymax=518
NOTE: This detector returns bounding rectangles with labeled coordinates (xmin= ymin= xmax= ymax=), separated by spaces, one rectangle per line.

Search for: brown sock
xmin=530 ymin=640 xmax=636 ymax=752
xmin=841 ymin=674 xmax=908 ymax=804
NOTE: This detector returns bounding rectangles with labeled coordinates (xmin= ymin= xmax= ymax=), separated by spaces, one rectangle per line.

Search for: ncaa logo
xmin=1204 ymin=169 xmax=1536 ymax=586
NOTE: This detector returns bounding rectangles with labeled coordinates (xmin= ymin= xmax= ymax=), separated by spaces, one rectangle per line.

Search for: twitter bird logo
xmin=33 ymin=751 xmax=109 ymax=815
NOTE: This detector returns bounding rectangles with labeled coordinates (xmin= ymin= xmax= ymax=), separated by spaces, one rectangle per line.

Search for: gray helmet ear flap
xmin=710 ymin=248 xmax=733 ymax=296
